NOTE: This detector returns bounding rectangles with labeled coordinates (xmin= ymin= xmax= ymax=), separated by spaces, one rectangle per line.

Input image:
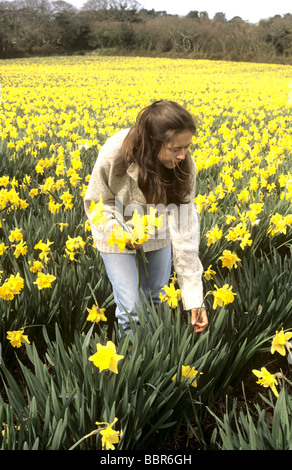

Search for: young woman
xmin=84 ymin=100 xmax=208 ymax=334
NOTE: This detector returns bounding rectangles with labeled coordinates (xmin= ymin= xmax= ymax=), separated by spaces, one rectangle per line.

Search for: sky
xmin=68 ymin=0 xmax=291 ymax=23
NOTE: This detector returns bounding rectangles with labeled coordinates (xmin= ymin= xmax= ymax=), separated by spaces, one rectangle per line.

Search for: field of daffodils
xmin=0 ymin=56 xmax=292 ymax=450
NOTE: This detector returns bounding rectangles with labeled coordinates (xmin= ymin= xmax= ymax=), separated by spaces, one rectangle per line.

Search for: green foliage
xmin=2 ymin=249 xmax=292 ymax=450
xmin=209 ymin=384 xmax=292 ymax=450
xmin=0 ymin=306 xmax=211 ymax=450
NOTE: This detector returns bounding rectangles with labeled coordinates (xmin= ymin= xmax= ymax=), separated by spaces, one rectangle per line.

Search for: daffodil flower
xmin=95 ymin=418 xmax=120 ymax=450
xmin=205 ymin=224 xmax=222 ymax=246
xmin=88 ymin=341 xmax=124 ymax=374
xmin=172 ymin=365 xmax=203 ymax=388
xmin=86 ymin=304 xmax=107 ymax=323
xmin=0 ymin=273 xmax=24 ymax=300
xmin=7 ymin=330 xmax=30 ymax=348
xmin=218 ymin=250 xmax=241 ymax=270
xmin=159 ymin=282 xmax=181 ymax=308
xmin=212 ymin=284 xmax=236 ymax=309
xmin=252 ymin=367 xmax=279 ymax=397
xmin=271 ymin=329 xmax=292 ymax=357
xmin=8 ymin=227 xmax=23 ymax=242
xmin=34 ymin=239 xmax=54 ymax=260
xmin=33 ymin=272 xmax=56 ymax=290
xmin=204 ymin=265 xmax=216 ymax=280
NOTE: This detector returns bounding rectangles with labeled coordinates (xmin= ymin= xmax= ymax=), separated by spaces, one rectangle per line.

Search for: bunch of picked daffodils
xmin=89 ymin=196 xmax=163 ymax=252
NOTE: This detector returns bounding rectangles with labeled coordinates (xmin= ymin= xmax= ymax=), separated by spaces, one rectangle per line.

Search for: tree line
xmin=0 ymin=0 xmax=292 ymax=62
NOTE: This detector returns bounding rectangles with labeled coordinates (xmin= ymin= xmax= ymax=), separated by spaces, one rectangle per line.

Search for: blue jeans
xmin=100 ymin=245 xmax=172 ymax=329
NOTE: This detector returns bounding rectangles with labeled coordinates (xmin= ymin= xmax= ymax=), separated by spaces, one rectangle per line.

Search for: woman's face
xmin=158 ymin=131 xmax=193 ymax=169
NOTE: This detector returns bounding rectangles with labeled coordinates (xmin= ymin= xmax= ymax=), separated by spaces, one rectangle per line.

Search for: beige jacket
xmin=84 ymin=129 xmax=204 ymax=310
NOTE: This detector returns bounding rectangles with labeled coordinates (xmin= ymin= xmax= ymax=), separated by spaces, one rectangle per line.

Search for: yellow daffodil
xmin=90 ymin=200 xmax=163 ymax=252
xmin=0 ymin=273 xmax=24 ymax=300
xmin=0 ymin=283 xmax=14 ymax=301
xmin=7 ymin=330 xmax=30 ymax=348
xmin=127 ymin=211 xmax=149 ymax=240
xmin=0 ymin=176 xmax=10 ymax=187
xmin=65 ymin=235 xmax=86 ymax=253
xmin=106 ymin=224 xmax=131 ymax=252
xmin=33 ymin=272 xmax=56 ymax=290
xmin=0 ymin=243 xmax=8 ymax=256
xmin=159 ymin=282 xmax=181 ymax=308
xmin=204 ymin=265 xmax=216 ymax=280
xmin=34 ymin=239 xmax=54 ymax=257
xmin=29 ymin=260 xmax=44 ymax=273
xmin=1 ymin=425 xmax=20 ymax=447
xmin=89 ymin=341 xmax=124 ymax=374
xmin=267 ymin=213 xmax=291 ymax=236
xmin=8 ymin=228 xmax=23 ymax=243
xmin=172 ymin=365 xmax=202 ymax=388
xmin=205 ymin=225 xmax=222 ymax=246
xmin=48 ymin=198 xmax=61 ymax=214
xmin=13 ymin=240 xmax=28 ymax=258
xmin=95 ymin=418 xmax=120 ymax=450
xmin=90 ymin=196 xmax=112 ymax=229
xmin=219 ymin=250 xmax=241 ymax=269
xmin=225 ymin=222 xmax=253 ymax=249
xmin=29 ymin=188 xmax=38 ymax=198
xmin=86 ymin=304 xmax=107 ymax=323
xmin=60 ymin=190 xmax=74 ymax=208
xmin=271 ymin=329 xmax=292 ymax=356
xmin=212 ymin=284 xmax=236 ymax=309
xmin=57 ymin=222 xmax=69 ymax=232
xmin=252 ymin=367 xmax=279 ymax=397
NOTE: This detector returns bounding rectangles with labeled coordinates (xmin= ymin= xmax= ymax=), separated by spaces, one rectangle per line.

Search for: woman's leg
xmin=100 ymin=252 xmax=142 ymax=329
xmin=100 ymin=245 xmax=172 ymax=329
xmin=140 ymin=245 xmax=172 ymax=304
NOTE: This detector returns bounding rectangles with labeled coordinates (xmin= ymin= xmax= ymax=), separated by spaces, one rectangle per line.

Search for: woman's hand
xmin=191 ymin=307 xmax=208 ymax=333
xmin=125 ymin=240 xmax=143 ymax=250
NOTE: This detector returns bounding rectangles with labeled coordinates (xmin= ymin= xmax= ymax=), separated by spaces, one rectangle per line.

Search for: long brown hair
xmin=119 ymin=100 xmax=196 ymax=205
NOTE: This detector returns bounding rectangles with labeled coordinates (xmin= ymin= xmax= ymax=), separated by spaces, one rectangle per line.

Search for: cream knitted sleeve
xmin=168 ymin=161 xmax=204 ymax=310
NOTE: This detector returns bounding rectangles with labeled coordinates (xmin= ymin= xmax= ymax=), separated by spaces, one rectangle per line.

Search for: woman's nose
xmin=176 ymin=151 xmax=186 ymax=160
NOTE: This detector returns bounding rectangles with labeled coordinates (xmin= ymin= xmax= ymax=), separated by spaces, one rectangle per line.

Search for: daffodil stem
xmin=135 ymin=247 xmax=148 ymax=288
xmin=69 ymin=429 xmax=98 ymax=450
xmin=197 ymin=291 xmax=212 ymax=315
xmin=87 ymin=282 xmax=98 ymax=305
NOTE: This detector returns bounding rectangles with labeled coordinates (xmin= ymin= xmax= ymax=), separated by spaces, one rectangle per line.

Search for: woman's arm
xmin=168 ymin=160 xmax=207 ymax=331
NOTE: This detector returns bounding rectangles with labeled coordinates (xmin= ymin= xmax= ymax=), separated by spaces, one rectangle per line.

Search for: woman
xmin=84 ymin=100 xmax=208 ymax=334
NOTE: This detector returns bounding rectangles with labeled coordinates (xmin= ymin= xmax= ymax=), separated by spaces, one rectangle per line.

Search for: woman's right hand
xmin=125 ymin=240 xmax=143 ymax=250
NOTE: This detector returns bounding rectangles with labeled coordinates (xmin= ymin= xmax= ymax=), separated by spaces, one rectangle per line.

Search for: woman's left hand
xmin=191 ymin=307 xmax=208 ymax=333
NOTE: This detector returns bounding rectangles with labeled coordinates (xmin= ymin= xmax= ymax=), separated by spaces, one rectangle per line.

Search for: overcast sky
xmin=68 ymin=0 xmax=291 ymax=23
